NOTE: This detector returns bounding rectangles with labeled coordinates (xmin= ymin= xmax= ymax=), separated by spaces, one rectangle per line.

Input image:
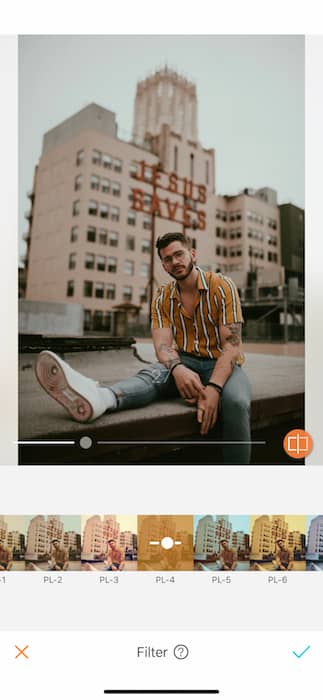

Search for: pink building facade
xmin=24 ymin=69 xmax=283 ymax=332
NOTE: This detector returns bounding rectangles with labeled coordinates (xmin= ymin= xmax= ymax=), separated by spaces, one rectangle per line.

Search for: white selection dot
xmin=79 ymin=436 xmax=93 ymax=450
xmin=161 ymin=536 xmax=174 ymax=550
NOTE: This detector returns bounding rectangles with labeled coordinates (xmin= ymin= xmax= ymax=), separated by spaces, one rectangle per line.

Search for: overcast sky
xmin=19 ymin=35 xmax=304 ymax=249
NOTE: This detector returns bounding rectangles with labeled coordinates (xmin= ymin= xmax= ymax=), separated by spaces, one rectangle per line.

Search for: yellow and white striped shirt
xmin=151 ymin=267 xmax=244 ymax=361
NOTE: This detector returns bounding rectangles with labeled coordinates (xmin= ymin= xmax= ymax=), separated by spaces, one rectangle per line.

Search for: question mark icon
xmin=173 ymin=644 xmax=189 ymax=660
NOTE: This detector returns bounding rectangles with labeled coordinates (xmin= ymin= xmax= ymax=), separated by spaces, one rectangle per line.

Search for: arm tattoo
xmin=225 ymin=323 xmax=242 ymax=347
xmin=158 ymin=343 xmax=180 ymax=369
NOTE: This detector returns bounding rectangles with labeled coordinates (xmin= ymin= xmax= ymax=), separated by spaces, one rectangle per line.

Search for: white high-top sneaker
xmin=35 ymin=350 xmax=109 ymax=423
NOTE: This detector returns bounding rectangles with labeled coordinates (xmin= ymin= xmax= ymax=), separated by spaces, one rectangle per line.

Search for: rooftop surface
xmin=19 ymin=344 xmax=304 ymax=466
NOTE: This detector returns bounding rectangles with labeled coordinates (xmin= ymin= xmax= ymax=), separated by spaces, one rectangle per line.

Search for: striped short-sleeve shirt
xmin=151 ymin=266 xmax=244 ymax=361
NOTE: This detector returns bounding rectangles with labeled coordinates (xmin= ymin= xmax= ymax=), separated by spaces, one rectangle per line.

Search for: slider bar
xmin=104 ymin=692 xmax=219 ymax=695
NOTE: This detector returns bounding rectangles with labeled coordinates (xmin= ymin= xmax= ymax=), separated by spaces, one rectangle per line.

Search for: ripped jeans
xmin=108 ymin=352 xmax=252 ymax=465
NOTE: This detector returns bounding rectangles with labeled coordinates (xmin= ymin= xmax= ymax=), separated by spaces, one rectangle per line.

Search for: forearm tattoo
xmin=225 ymin=323 xmax=242 ymax=347
xmin=158 ymin=343 xmax=180 ymax=369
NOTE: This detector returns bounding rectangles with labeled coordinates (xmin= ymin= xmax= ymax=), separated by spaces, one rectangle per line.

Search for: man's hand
xmin=197 ymin=385 xmax=220 ymax=435
xmin=172 ymin=364 xmax=205 ymax=401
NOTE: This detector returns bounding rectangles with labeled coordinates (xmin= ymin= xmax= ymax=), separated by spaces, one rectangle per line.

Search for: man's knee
xmin=221 ymin=390 xmax=250 ymax=415
xmin=136 ymin=362 xmax=168 ymax=386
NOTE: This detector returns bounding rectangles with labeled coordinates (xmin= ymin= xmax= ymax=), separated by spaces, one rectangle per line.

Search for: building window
xmin=93 ymin=310 xmax=103 ymax=329
xmin=100 ymin=203 xmax=109 ymax=219
xmin=140 ymin=287 xmax=148 ymax=303
xmin=108 ymin=230 xmax=118 ymax=247
xmin=129 ymin=162 xmax=137 ymax=178
xmin=98 ymin=228 xmax=108 ymax=245
xmin=123 ymin=285 xmax=132 ymax=301
xmin=141 ymin=239 xmax=150 ymax=254
xmin=88 ymin=199 xmax=98 ymax=216
xmin=103 ymin=153 xmax=112 ymax=169
xmin=92 ymin=149 xmax=101 ymax=165
xmin=144 ymin=166 xmax=153 ymax=182
xmin=126 ymin=235 xmax=135 ymax=251
xmin=70 ymin=226 xmax=78 ymax=242
xmin=190 ymin=153 xmax=194 ymax=179
xmin=140 ymin=262 xmax=149 ymax=277
xmin=216 ymin=246 xmax=221 ymax=256
xmin=85 ymin=253 xmax=95 ymax=270
xmin=174 ymin=145 xmax=178 ymax=172
xmin=76 ymin=149 xmax=84 ymax=167
xmin=104 ymin=311 xmax=112 ymax=332
xmin=87 ymin=226 xmax=96 ymax=242
xmin=95 ymin=283 xmax=104 ymax=299
xmin=112 ymin=181 xmax=121 ymax=196
xmin=206 ymin=160 xmax=209 ymax=185
xmin=84 ymin=309 xmax=91 ymax=331
xmin=97 ymin=255 xmax=106 ymax=271
xmin=127 ymin=211 xmax=136 ymax=226
xmin=113 ymin=158 xmax=122 ymax=173
xmin=101 ymin=178 xmax=110 ymax=193
xmin=111 ymin=207 xmax=120 ymax=222
xmin=83 ymin=281 xmax=93 ymax=297
xmin=124 ymin=260 xmax=134 ymax=275
xmin=143 ymin=193 xmax=152 ymax=207
xmin=107 ymin=257 xmax=117 ymax=273
xmin=143 ymin=215 xmax=152 ymax=230
xmin=106 ymin=283 xmax=116 ymax=300
xmin=68 ymin=253 xmax=76 ymax=270
xmin=67 ymin=280 xmax=74 ymax=297
xmin=74 ymin=174 xmax=82 ymax=191
xmin=216 ymin=227 xmax=221 ymax=238
xmin=90 ymin=174 xmax=100 ymax=191
xmin=72 ymin=200 xmax=80 ymax=216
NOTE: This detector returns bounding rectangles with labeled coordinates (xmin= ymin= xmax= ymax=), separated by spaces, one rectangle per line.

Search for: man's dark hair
xmin=220 ymin=539 xmax=228 ymax=545
xmin=108 ymin=539 xmax=116 ymax=544
xmin=156 ymin=232 xmax=191 ymax=258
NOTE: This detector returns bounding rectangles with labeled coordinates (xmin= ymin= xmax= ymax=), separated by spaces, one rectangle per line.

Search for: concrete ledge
xmin=19 ymin=347 xmax=304 ymax=465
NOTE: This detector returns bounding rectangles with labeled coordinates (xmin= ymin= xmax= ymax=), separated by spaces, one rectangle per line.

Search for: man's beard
xmin=169 ymin=259 xmax=195 ymax=281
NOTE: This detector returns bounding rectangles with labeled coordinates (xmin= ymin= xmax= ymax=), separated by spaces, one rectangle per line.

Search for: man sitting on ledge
xmin=35 ymin=232 xmax=251 ymax=464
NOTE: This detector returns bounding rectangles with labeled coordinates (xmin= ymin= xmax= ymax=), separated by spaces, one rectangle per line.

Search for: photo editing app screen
xmin=2 ymin=28 xmax=323 ymax=700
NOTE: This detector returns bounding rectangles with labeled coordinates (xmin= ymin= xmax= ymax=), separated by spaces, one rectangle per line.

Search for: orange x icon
xmin=15 ymin=645 xmax=29 ymax=659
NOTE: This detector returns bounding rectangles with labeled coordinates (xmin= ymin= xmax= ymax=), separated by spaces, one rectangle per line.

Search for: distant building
xmin=251 ymin=516 xmax=272 ymax=560
xmin=307 ymin=515 xmax=323 ymax=561
xmin=23 ymin=67 xmax=286 ymax=332
xmin=279 ymin=203 xmax=304 ymax=286
xmin=195 ymin=515 xmax=232 ymax=557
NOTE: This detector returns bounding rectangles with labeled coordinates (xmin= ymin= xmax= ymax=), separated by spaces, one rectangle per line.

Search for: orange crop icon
xmin=283 ymin=429 xmax=313 ymax=459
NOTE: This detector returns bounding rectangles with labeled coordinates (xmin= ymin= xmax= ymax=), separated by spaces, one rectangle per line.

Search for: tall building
xmin=279 ymin=203 xmax=304 ymax=286
xmin=195 ymin=515 xmax=232 ymax=557
xmin=133 ymin=67 xmax=198 ymax=144
xmin=215 ymin=188 xmax=283 ymax=289
xmin=82 ymin=515 xmax=105 ymax=560
xmin=63 ymin=531 xmax=81 ymax=557
xmin=47 ymin=515 xmax=64 ymax=544
xmin=0 ymin=516 xmax=8 ymax=544
xmin=102 ymin=515 xmax=120 ymax=544
xmin=307 ymin=516 xmax=323 ymax=561
xmin=23 ymin=68 xmax=285 ymax=332
xmin=288 ymin=531 xmax=305 ymax=553
xmin=6 ymin=531 xmax=25 ymax=555
xmin=271 ymin=516 xmax=289 ymax=548
xmin=26 ymin=515 xmax=49 ymax=560
xmin=251 ymin=516 xmax=272 ymax=560
xmin=119 ymin=530 xmax=135 ymax=551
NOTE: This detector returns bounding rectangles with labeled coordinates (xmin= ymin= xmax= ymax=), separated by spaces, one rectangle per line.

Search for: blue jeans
xmin=109 ymin=352 xmax=252 ymax=465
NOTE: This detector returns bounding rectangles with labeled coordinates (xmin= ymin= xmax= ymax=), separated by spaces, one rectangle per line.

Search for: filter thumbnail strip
xmin=0 ymin=514 xmax=322 ymax=572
